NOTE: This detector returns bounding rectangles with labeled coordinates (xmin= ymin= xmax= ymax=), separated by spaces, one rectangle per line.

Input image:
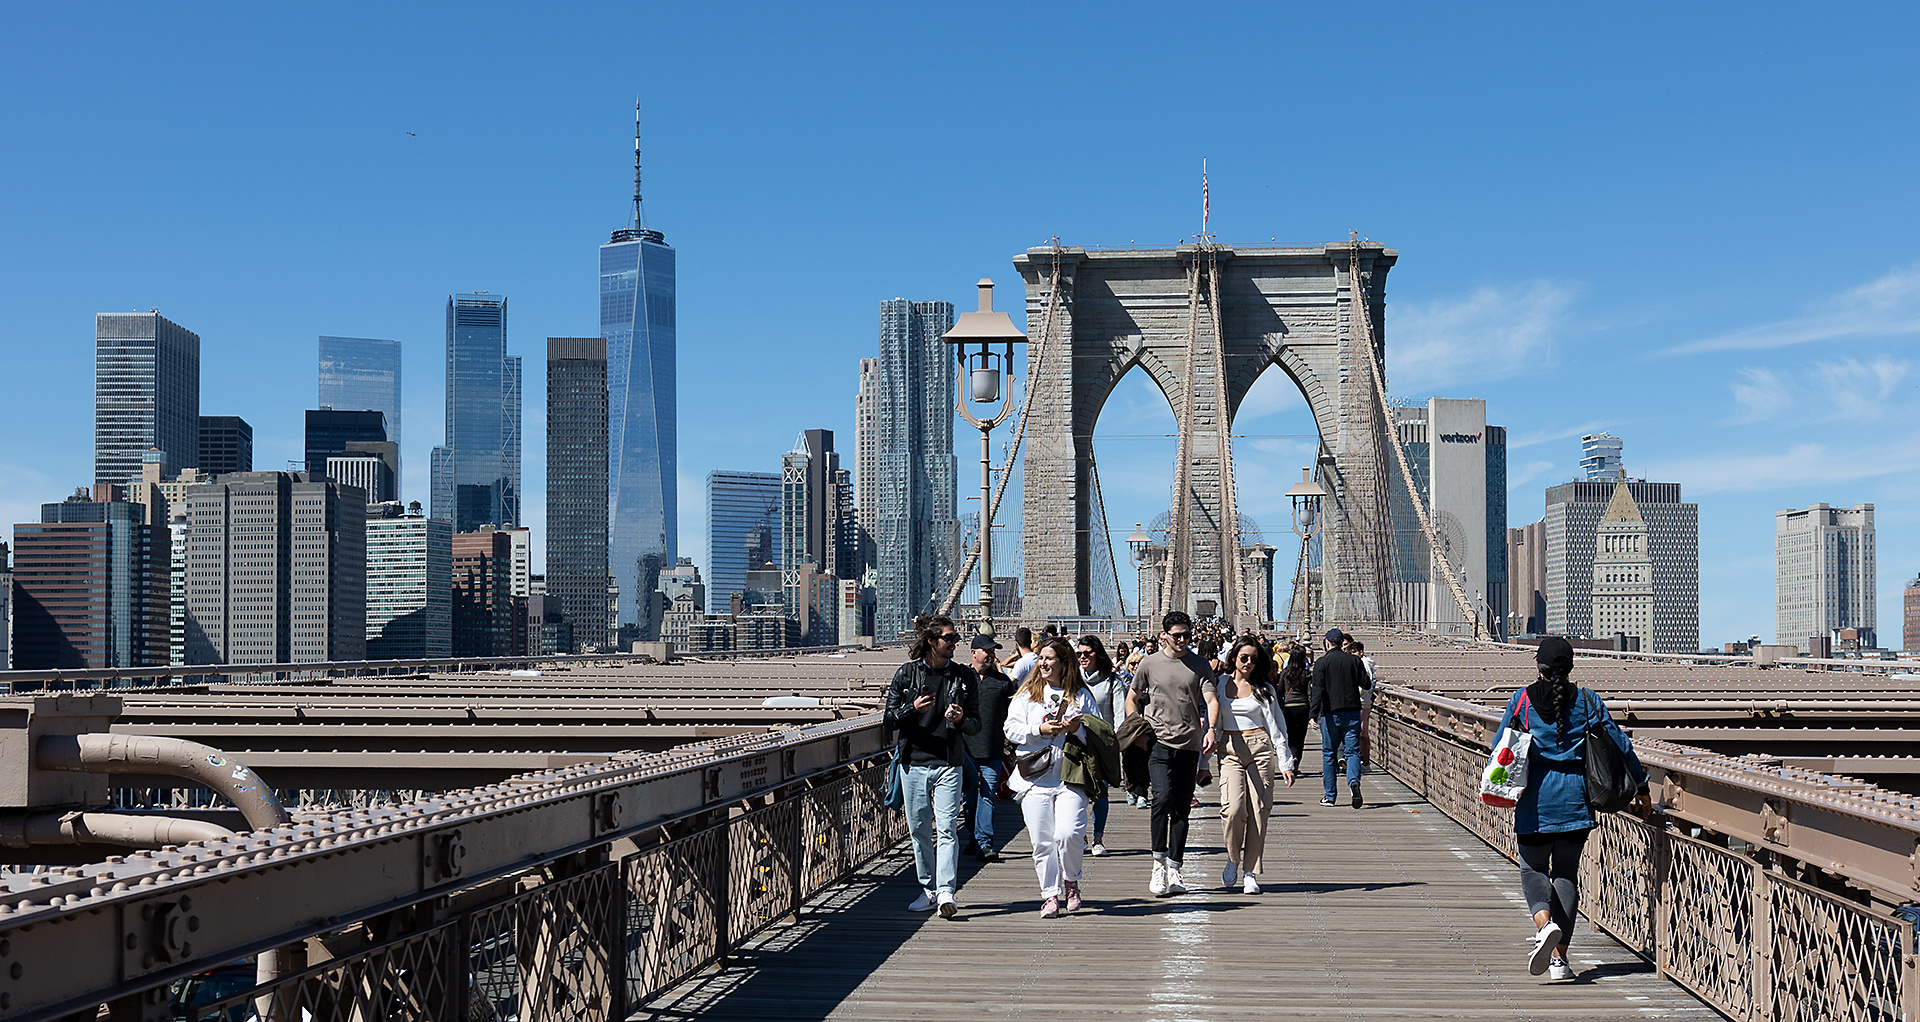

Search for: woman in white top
xmin=1209 ymin=636 xmax=1297 ymax=894
xmin=1004 ymin=637 xmax=1103 ymax=918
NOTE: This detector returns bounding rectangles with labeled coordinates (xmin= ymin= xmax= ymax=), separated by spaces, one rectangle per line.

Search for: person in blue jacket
xmin=1494 ymin=636 xmax=1650 ymax=980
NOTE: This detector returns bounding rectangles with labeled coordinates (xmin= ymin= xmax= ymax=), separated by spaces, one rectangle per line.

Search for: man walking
xmin=884 ymin=616 xmax=981 ymax=917
xmin=1126 ymin=610 xmax=1215 ymax=896
xmin=963 ymin=633 xmax=1015 ymax=861
xmin=1311 ymin=628 xmax=1373 ymax=808
xmin=1007 ymin=627 xmax=1038 ymax=684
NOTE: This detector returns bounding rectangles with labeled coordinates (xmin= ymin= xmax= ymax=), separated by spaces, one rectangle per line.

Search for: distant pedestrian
xmin=884 ymin=616 xmax=980 ymax=918
xmin=1127 ymin=610 xmax=1214 ymax=896
xmin=1005 ymin=638 xmax=1101 ymax=917
xmin=1212 ymin=636 xmax=1296 ymax=893
xmin=1345 ymin=638 xmax=1377 ymax=768
xmin=1495 ymin=637 xmax=1650 ymax=980
xmin=1276 ymin=641 xmax=1312 ymax=770
xmin=1008 ymin=627 xmax=1038 ymax=684
xmin=963 ymin=634 xmax=1015 ymax=861
xmin=1309 ymin=628 xmax=1371 ymax=808
xmin=1078 ymin=634 xmax=1122 ymax=856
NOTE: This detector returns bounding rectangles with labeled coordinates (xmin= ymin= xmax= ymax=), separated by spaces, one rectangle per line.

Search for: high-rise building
xmin=365 ymin=501 xmax=452 ymax=659
xmin=306 ymin=410 xmax=388 ymax=479
xmin=1580 ymin=433 xmax=1625 ymax=483
xmin=95 ymin=312 xmax=200 ymax=486
xmin=197 ymin=416 xmax=253 ymax=475
xmin=12 ymin=488 xmax=169 ymax=669
xmin=1389 ymin=399 xmax=1508 ymax=636
xmin=782 ymin=430 xmax=847 ymax=639
xmin=601 ymin=110 xmax=677 ymax=637
xmin=1904 ymin=572 xmax=1920 ymax=653
xmin=183 ymin=472 xmax=366 ymax=664
xmin=505 ymin=526 xmax=532 ymax=599
xmin=1544 ymin=476 xmax=1698 ymax=654
xmin=452 ymin=527 xmax=516 ymax=656
xmin=1776 ymin=503 xmax=1876 ymax=653
xmin=1506 ymin=522 xmax=1547 ymax=636
xmin=1591 ymin=483 xmax=1653 ymax=652
xmin=432 ymin=294 xmax=520 ymax=532
xmin=318 ymin=336 xmax=403 ymax=464
xmin=0 ymin=541 xmax=11 ymax=670
xmin=853 ymin=357 xmax=880 ymax=575
xmin=167 ymin=507 xmax=188 ymax=665
xmin=872 ymin=299 xmax=957 ymax=638
xmin=706 ymin=471 xmax=781 ymax=615
xmin=547 ymin=337 xmax=611 ymax=652
xmin=326 ymin=455 xmax=396 ymax=504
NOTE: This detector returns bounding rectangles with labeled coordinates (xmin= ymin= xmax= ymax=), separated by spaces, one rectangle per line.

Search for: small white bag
xmin=1479 ymin=690 xmax=1534 ymax=809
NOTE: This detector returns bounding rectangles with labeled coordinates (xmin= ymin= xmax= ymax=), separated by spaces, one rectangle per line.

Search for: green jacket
xmin=1063 ymin=713 xmax=1122 ymax=797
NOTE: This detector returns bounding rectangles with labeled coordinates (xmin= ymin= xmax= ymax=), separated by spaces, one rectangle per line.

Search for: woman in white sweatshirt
xmin=1211 ymin=636 xmax=1297 ymax=894
xmin=1004 ymin=637 xmax=1102 ymax=918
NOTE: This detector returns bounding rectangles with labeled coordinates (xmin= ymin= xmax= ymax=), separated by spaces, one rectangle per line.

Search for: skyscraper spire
xmin=631 ymin=99 xmax=645 ymax=230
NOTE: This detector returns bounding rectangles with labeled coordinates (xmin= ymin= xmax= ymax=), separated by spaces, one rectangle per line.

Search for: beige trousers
xmin=1219 ymin=728 xmax=1278 ymax=875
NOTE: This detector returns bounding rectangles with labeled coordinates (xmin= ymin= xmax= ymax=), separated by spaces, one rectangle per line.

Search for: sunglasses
xmin=1076 ymin=650 xmax=1095 ymax=657
xmin=1167 ymin=632 xmax=1192 ymax=642
xmin=937 ymin=633 xmax=960 ymax=643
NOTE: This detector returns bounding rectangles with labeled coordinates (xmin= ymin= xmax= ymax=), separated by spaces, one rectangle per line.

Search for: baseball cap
xmin=970 ymin=634 xmax=1002 ymax=651
xmin=1535 ymin=636 xmax=1575 ymax=672
xmin=1324 ymin=628 xmax=1346 ymax=644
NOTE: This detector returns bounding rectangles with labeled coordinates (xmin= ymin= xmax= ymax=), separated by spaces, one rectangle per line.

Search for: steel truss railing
xmin=1371 ymin=686 xmax=1920 ymax=1021
xmin=0 ymin=716 xmax=903 ymax=1022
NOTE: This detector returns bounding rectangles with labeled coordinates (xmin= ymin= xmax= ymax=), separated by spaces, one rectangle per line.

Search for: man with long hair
xmin=884 ymin=616 xmax=981 ymax=918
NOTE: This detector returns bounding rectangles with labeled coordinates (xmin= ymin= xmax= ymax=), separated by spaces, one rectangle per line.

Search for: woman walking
xmin=1495 ymin=636 xmax=1649 ymax=980
xmin=1078 ymin=635 xmax=1123 ymax=856
xmin=1275 ymin=641 xmax=1312 ymax=771
xmin=1005 ymin=638 xmax=1102 ymax=917
xmin=1210 ymin=636 xmax=1296 ymax=894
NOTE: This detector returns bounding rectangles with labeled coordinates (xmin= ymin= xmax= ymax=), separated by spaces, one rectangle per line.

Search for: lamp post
xmin=1128 ymin=523 xmax=1152 ymax=627
xmin=1285 ymin=467 xmax=1328 ymax=634
xmin=943 ymin=279 xmax=1027 ymax=637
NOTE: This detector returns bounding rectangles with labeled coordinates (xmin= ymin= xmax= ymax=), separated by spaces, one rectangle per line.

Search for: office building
xmin=0 ymin=542 xmax=10 ymax=669
xmin=547 ymin=337 xmax=611 ymax=652
xmin=659 ymin=559 xmax=706 ymax=653
xmin=872 ymin=299 xmax=958 ymax=638
xmin=318 ymin=336 xmax=402 ymax=461
xmin=167 ymin=508 xmax=188 ymax=665
xmin=96 ymin=312 xmax=200 ymax=485
xmin=505 ymin=526 xmax=532 ymax=599
xmin=1544 ymin=474 xmax=1698 ymax=655
xmin=1580 ymin=433 xmax=1625 ymax=483
xmin=1506 ymin=522 xmax=1547 ymax=636
xmin=366 ymin=502 xmax=452 ymax=659
xmin=12 ymin=488 xmax=169 ymax=669
xmin=183 ymin=472 xmax=366 ymax=664
xmin=1904 ymin=572 xmax=1920 ymax=653
xmin=706 ymin=471 xmax=782 ymax=615
xmin=601 ymin=116 xmax=678 ymax=638
xmin=838 ymin=579 xmax=875 ymax=645
xmin=1388 ymin=399 xmax=1508 ymax=635
xmin=326 ymin=455 xmax=396 ymax=504
xmin=853 ymin=357 xmax=880 ymax=575
xmin=1776 ymin=503 xmax=1876 ymax=653
xmin=452 ymin=527 xmax=516 ymax=656
xmin=1591 ymin=483 xmax=1653 ymax=652
xmin=782 ymin=430 xmax=849 ymax=638
xmin=524 ymin=594 xmax=571 ymax=656
xmin=431 ymin=294 xmax=521 ymax=532
xmin=197 ymin=416 xmax=253 ymax=475
xmin=306 ymin=410 xmax=388 ymax=478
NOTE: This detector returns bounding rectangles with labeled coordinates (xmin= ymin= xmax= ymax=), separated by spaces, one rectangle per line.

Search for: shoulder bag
xmin=1479 ymin=689 xmax=1533 ymax=809
xmin=1581 ymin=689 xmax=1639 ymax=813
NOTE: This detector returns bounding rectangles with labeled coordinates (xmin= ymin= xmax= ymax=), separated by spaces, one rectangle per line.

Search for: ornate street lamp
xmin=943 ymin=279 xmax=1027 ymax=637
xmin=1285 ymin=467 xmax=1328 ymax=633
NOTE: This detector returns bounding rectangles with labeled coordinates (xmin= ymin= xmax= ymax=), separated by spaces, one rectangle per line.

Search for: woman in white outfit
xmin=1212 ymin=636 xmax=1296 ymax=894
xmin=1005 ymin=637 xmax=1102 ymax=918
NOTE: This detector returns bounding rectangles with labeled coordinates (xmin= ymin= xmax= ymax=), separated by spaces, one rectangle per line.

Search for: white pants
xmin=1019 ymin=784 xmax=1089 ymax=897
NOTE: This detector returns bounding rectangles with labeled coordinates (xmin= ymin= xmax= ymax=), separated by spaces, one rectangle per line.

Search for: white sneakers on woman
xmin=1242 ymin=873 xmax=1261 ymax=895
xmin=1528 ymin=922 xmax=1563 ymax=975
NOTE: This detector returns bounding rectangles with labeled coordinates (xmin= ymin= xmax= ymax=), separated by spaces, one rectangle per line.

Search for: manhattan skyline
xmin=3 ymin=5 xmax=1918 ymax=645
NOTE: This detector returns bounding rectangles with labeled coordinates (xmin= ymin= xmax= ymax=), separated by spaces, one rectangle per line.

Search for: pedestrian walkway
xmin=637 ymin=738 xmax=1714 ymax=1020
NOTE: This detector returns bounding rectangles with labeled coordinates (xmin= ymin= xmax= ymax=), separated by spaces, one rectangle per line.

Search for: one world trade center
xmin=600 ymin=106 xmax=676 ymax=639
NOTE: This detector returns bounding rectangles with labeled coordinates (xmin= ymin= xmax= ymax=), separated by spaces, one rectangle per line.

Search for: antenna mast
xmin=631 ymin=99 xmax=645 ymax=229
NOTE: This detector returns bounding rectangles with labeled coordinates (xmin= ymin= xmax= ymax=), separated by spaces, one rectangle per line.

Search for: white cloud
xmin=1727 ymin=367 xmax=1791 ymax=424
xmin=1666 ymin=264 xmax=1920 ymax=355
xmin=1506 ymin=460 xmax=1557 ymax=491
xmin=1639 ymin=441 xmax=1920 ymax=496
xmin=1387 ymin=281 xmax=1578 ymax=390
xmin=1725 ymin=355 xmax=1908 ymax=425
xmin=1507 ymin=419 xmax=1620 ymax=450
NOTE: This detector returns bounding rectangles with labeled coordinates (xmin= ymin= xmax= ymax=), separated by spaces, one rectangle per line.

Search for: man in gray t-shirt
xmin=1126 ymin=611 xmax=1219 ymax=896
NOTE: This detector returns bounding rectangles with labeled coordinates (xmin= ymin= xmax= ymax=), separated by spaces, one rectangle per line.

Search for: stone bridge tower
xmin=1012 ymin=241 xmax=1398 ymax=627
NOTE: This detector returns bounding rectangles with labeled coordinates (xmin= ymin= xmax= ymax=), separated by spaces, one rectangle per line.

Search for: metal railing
xmin=0 ymin=715 xmax=902 ymax=1022
xmin=1371 ymin=687 xmax=1920 ymax=1021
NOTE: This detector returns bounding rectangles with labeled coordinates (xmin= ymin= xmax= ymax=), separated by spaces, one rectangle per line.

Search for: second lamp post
xmin=943 ymin=279 xmax=1027 ymax=636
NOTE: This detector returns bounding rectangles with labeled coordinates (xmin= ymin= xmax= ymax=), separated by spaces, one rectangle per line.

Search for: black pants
xmin=1148 ymin=743 xmax=1201 ymax=864
xmin=1518 ymin=830 xmax=1589 ymax=947
xmin=1280 ymin=703 xmax=1311 ymax=771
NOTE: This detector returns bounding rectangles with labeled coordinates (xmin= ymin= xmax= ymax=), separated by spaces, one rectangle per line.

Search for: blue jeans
xmin=1320 ymin=711 xmax=1363 ymax=800
xmin=971 ymin=762 xmax=1003 ymax=850
xmin=903 ymin=763 xmax=963 ymax=894
xmin=1091 ymin=790 xmax=1110 ymax=840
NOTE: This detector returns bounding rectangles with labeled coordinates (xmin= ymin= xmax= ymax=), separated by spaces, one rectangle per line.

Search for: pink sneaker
xmin=1039 ymin=895 xmax=1060 ymax=918
xmin=1063 ymin=880 xmax=1082 ymax=913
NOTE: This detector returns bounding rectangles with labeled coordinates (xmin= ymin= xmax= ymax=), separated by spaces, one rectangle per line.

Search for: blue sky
xmin=3 ymin=4 xmax=1916 ymax=648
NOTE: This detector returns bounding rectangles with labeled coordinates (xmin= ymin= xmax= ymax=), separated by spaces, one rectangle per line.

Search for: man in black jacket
xmin=961 ymin=634 xmax=1015 ymax=861
xmin=884 ymin=616 xmax=981 ymax=917
xmin=1309 ymin=627 xmax=1373 ymax=808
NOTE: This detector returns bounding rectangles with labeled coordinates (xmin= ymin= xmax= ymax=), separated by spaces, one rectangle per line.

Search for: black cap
xmin=970 ymin=634 xmax=1002 ymax=651
xmin=1324 ymin=628 xmax=1345 ymax=644
xmin=1535 ymin=636 xmax=1575 ymax=673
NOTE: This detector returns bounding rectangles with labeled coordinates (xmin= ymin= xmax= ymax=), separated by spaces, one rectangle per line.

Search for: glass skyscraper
xmin=318 ymin=336 xmax=402 ymax=459
xmin=95 ymin=312 xmax=200 ymax=485
xmin=431 ymin=295 xmax=520 ymax=532
xmin=707 ymin=471 xmax=780 ymax=615
xmin=600 ymin=219 xmax=676 ymax=633
xmin=873 ymin=299 xmax=957 ymax=639
xmin=547 ymin=337 xmax=610 ymax=652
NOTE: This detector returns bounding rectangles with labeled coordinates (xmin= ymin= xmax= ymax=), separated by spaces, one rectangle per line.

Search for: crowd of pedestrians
xmin=885 ymin=612 xmax=1649 ymax=981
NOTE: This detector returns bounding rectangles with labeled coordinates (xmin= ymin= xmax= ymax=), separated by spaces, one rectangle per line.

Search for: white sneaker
xmin=1149 ymin=860 xmax=1168 ymax=896
xmin=1548 ymin=956 xmax=1574 ymax=980
xmin=1221 ymin=861 xmax=1240 ymax=888
xmin=907 ymin=891 xmax=937 ymax=913
xmin=1165 ymin=864 xmax=1188 ymax=896
xmin=1090 ymin=841 xmax=1109 ymax=857
xmin=1528 ymin=922 xmax=1563 ymax=975
xmin=937 ymin=891 xmax=958 ymax=919
xmin=1242 ymin=873 xmax=1261 ymax=895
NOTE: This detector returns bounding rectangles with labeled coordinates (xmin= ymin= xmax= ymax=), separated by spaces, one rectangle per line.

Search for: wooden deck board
xmin=637 ymin=738 xmax=1716 ymax=1021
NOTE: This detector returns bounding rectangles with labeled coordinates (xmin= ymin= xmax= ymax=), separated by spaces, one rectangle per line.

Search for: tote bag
xmin=1479 ymin=690 xmax=1533 ymax=809
xmin=1581 ymin=690 xmax=1638 ymax=813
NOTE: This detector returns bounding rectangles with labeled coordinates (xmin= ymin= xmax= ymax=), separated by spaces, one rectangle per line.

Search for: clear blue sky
xmin=4 ymin=4 xmax=1916 ymax=648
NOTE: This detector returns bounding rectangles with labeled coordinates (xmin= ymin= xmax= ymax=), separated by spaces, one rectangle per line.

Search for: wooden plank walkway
xmin=638 ymin=736 xmax=1715 ymax=1021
